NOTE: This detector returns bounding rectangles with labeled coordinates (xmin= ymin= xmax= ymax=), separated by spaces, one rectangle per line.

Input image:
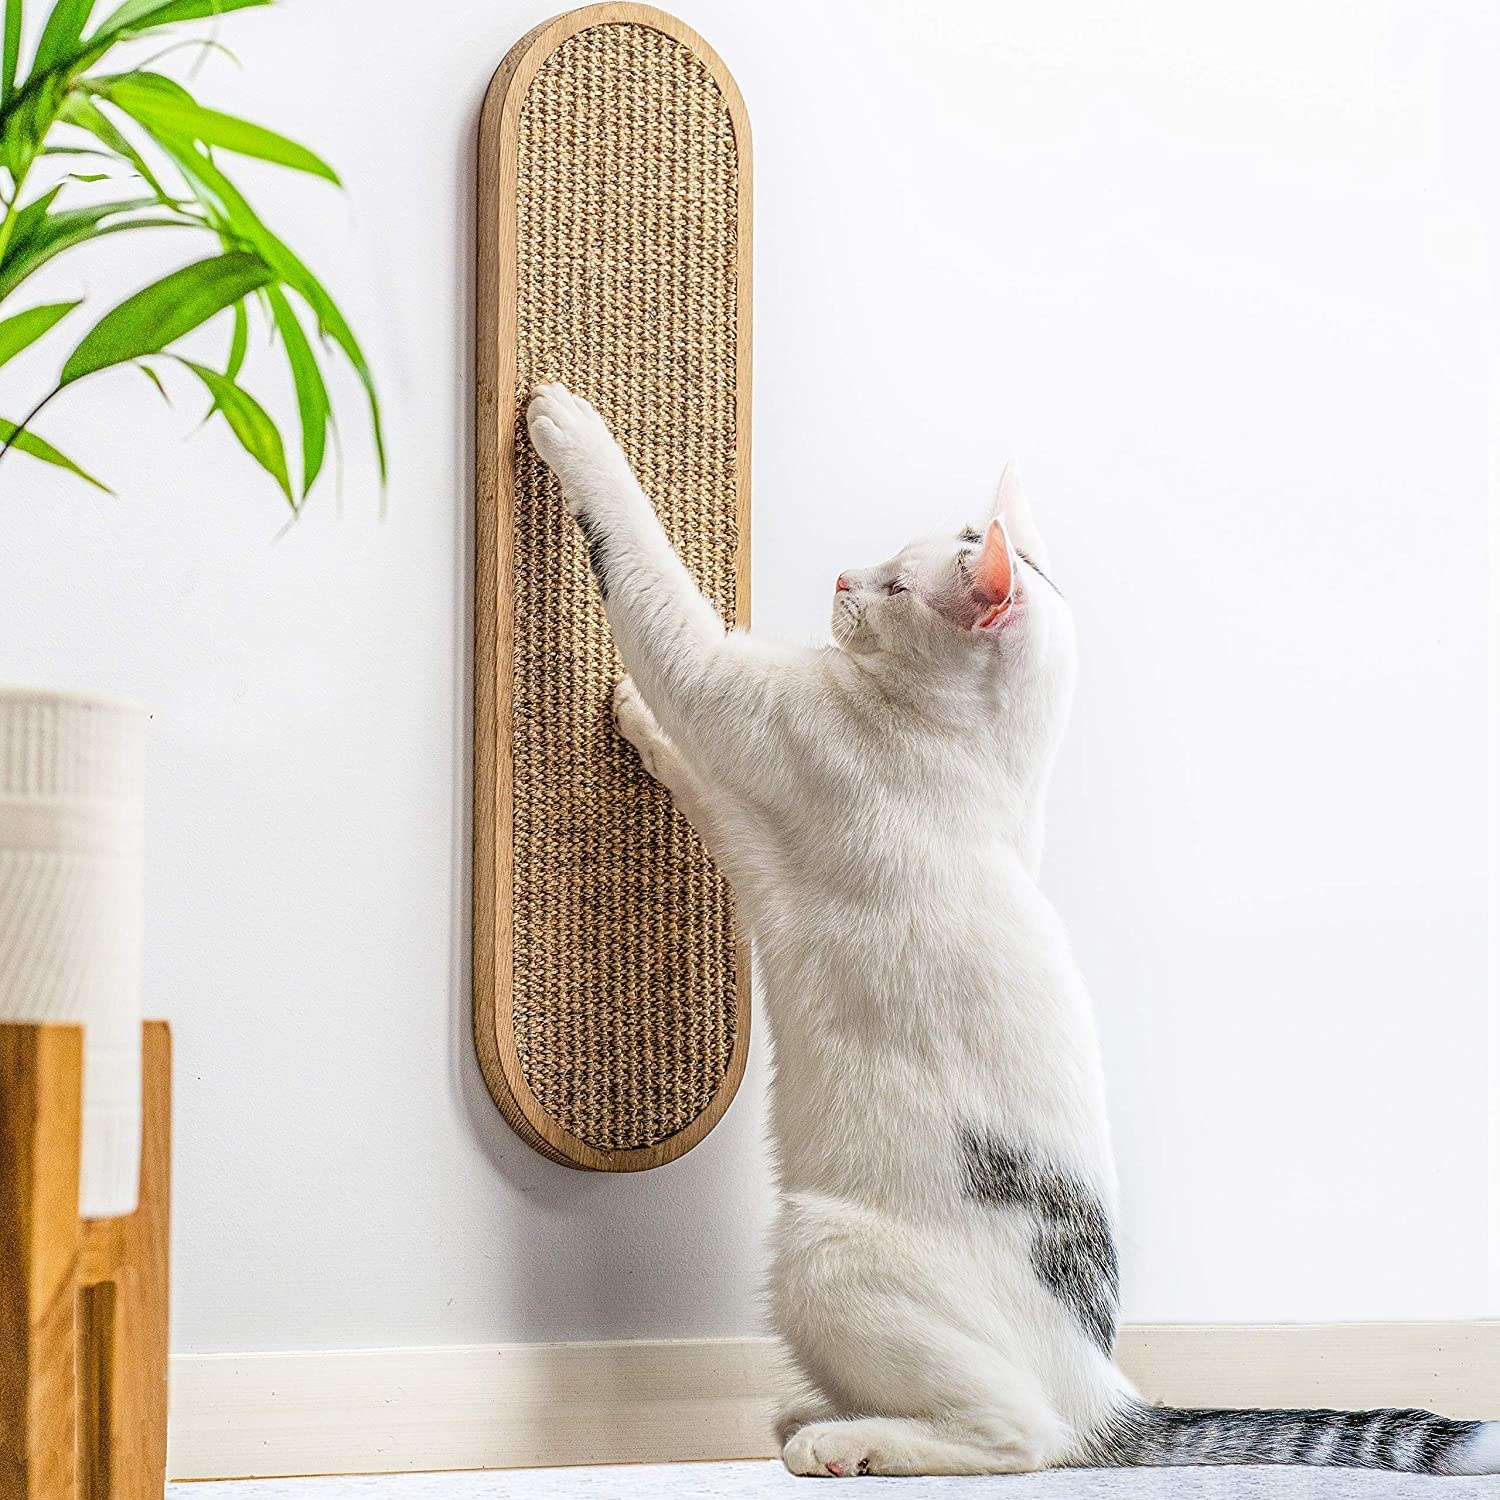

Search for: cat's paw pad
xmin=782 ymin=1423 xmax=873 ymax=1479
xmin=613 ymin=677 xmax=666 ymax=775
xmin=525 ymin=383 xmax=621 ymax=499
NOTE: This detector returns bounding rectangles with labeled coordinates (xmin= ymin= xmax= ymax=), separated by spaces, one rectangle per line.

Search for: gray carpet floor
xmin=172 ymin=1461 xmax=1500 ymax=1497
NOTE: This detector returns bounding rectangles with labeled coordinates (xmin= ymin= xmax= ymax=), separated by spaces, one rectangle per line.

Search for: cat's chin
xmin=831 ymin=596 xmax=860 ymax=639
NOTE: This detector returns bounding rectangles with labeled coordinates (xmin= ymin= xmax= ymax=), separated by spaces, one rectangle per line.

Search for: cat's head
xmin=830 ymin=464 xmax=1074 ymax=708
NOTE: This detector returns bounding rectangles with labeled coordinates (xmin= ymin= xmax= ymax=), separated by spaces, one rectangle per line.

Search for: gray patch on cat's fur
xmin=1085 ymin=1401 xmax=1482 ymax=1473
xmin=957 ymin=1127 xmax=1118 ymax=1351
xmin=575 ymin=512 xmax=612 ymax=600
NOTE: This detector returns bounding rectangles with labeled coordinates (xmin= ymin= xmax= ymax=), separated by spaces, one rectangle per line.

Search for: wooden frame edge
xmin=473 ymin=5 xmax=754 ymax=1171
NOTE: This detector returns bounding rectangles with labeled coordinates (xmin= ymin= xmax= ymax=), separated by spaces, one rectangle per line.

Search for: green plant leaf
xmin=1 ymin=64 xmax=70 ymax=180
xmin=175 ymin=356 xmax=290 ymax=502
xmin=266 ymin=282 xmax=326 ymax=496
xmin=0 ymin=297 xmax=79 ymax=366
xmin=3 ymin=178 xmax=63 ymax=227
xmin=93 ymin=71 xmax=338 ymax=182
xmin=151 ymin=135 xmax=385 ymax=478
xmin=31 ymin=0 xmax=95 ymax=77
xmin=0 ymin=211 xmax=192 ymax=303
xmin=0 ymin=414 xmax=112 ymax=491
xmin=135 ymin=359 xmax=169 ymax=402
xmin=0 ymin=192 xmax=188 ymax=302
xmin=57 ymin=93 xmax=170 ymax=198
xmin=0 ymin=179 xmax=63 ymax=267
xmin=60 ymin=247 xmax=271 ymax=383
xmin=225 ymin=292 xmax=246 ymax=377
xmin=0 ymin=0 xmax=380 ymax=511
xmin=90 ymin=0 xmax=269 ymax=45
xmin=2 ymin=1 xmax=21 ymax=107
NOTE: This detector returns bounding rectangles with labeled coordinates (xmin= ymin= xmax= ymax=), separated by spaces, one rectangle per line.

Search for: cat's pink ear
xmin=971 ymin=519 xmax=1014 ymax=630
xmin=992 ymin=462 xmax=1048 ymax=571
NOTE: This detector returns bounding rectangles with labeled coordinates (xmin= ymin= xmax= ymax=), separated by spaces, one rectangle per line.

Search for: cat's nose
xmin=835 ymin=575 xmax=851 ymax=593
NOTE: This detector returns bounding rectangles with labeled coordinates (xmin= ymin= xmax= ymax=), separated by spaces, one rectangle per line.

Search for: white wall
xmin=0 ymin=0 xmax=1492 ymax=1354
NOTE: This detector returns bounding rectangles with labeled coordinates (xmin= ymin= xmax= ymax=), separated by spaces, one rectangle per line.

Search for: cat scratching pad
xmin=474 ymin=5 xmax=751 ymax=1170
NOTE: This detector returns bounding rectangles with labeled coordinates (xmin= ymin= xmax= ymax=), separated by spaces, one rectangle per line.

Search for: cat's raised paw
xmin=525 ymin=382 xmax=621 ymax=501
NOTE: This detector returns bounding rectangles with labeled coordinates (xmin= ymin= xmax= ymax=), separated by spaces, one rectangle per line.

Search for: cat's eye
xmin=887 ymin=579 xmax=906 ymax=594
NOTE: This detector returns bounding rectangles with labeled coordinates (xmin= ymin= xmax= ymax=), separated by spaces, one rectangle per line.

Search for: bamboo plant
xmin=0 ymin=0 xmax=382 ymax=503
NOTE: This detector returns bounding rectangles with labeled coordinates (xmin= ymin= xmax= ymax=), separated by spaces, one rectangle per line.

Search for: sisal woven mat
xmin=475 ymin=6 xmax=751 ymax=1170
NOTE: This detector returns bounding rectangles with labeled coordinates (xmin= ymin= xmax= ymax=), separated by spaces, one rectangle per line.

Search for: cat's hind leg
xmin=779 ymin=1294 xmax=1066 ymax=1476
xmin=774 ymin=1391 xmax=838 ymax=1448
xmin=772 ymin=1195 xmax=1070 ymax=1476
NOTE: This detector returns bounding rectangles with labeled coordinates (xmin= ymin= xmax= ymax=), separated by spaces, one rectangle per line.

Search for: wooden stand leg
xmin=1 ymin=1023 xmax=172 ymax=1500
xmin=1 ymin=1026 xmax=84 ymax=1500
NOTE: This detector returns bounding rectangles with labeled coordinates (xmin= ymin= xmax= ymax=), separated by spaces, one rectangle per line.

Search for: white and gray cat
xmin=525 ymin=382 xmax=1496 ymax=1480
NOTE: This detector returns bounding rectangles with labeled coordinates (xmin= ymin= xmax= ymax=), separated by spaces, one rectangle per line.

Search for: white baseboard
xmin=167 ymin=1321 xmax=1500 ymax=1481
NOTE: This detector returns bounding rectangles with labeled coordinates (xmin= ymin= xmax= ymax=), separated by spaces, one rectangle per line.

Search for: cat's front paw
xmin=525 ymin=382 xmax=627 ymax=512
xmin=613 ymin=676 xmax=668 ymax=778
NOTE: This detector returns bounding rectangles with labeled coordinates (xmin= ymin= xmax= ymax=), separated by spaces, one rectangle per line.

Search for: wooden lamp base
xmin=1 ymin=1022 xmax=171 ymax=1500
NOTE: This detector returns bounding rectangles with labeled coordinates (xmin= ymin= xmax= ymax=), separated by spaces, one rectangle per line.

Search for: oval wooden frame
xmin=473 ymin=5 xmax=753 ymax=1171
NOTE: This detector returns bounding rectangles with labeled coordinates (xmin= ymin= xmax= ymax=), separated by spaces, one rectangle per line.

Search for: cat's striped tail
xmin=1087 ymin=1403 xmax=1499 ymax=1475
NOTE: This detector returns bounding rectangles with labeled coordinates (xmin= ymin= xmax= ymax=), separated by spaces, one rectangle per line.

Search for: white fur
xmin=1449 ymin=1422 xmax=1500 ymax=1475
xmin=527 ymin=383 xmax=1130 ymax=1477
